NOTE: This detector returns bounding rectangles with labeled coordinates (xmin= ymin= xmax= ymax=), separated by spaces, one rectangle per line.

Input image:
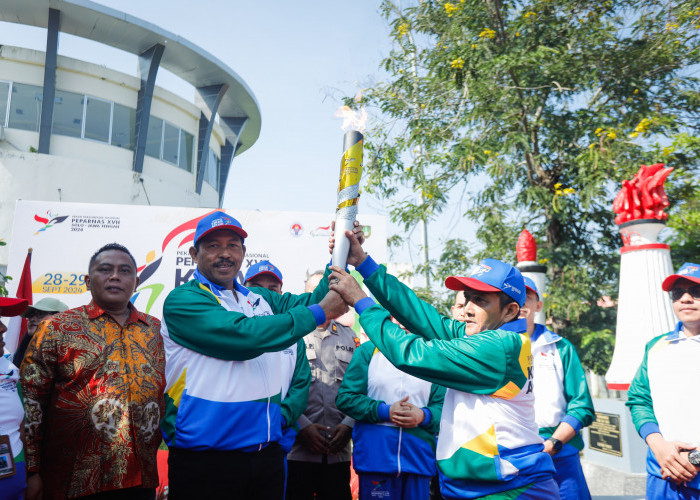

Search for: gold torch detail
xmin=332 ymin=130 xmax=363 ymax=268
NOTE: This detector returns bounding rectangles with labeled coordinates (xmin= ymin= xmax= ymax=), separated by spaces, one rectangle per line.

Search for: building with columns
xmin=0 ymin=0 xmax=261 ymax=272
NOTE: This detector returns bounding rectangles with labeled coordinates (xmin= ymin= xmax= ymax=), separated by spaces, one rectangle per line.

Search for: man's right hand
xmin=329 ymin=221 xmax=368 ymax=268
xmin=318 ymin=290 xmax=348 ymax=320
xmin=646 ymin=433 xmax=697 ymax=484
xmin=299 ymin=423 xmax=330 ymax=455
xmin=26 ymin=473 xmax=43 ymax=500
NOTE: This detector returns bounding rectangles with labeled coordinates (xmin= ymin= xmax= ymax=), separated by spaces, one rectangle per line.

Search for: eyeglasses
xmin=670 ymin=285 xmax=700 ymax=302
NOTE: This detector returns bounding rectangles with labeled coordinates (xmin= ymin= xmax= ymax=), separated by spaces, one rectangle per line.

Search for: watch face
xmin=689 ymin=451 xmax=700 ymax=466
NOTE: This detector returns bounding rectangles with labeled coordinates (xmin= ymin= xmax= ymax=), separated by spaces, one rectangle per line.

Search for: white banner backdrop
xmin=5 ymin=200 xmax=386 ymax=350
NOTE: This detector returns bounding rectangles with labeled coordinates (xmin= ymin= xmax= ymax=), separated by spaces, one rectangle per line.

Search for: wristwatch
xmin=689 ymin=450 xmax=700 ymax=467
xmin=546 ymin=437 xmax=563 ymax=454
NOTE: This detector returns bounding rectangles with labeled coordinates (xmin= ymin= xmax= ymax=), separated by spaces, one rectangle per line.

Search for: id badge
xmin=0 ymin=434 xmax=16 ymax=479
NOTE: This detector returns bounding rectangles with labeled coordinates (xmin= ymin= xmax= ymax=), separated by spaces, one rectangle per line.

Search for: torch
xmin=332 ymin=130 xmax=363 ymax=269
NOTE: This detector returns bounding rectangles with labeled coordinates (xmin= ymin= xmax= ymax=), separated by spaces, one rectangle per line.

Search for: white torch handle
xmin=332 ymin=207 xmax=358 ymax=269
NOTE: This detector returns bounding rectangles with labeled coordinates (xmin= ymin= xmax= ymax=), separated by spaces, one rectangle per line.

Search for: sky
xmin=0 ymin=0 xmax=477 ymax=282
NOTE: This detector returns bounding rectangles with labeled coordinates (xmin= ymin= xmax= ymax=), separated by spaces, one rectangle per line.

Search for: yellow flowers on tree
xmin=346 ymin=0 xmax=700 ymax=349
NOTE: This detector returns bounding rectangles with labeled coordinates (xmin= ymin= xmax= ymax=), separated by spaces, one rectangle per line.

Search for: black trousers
xmin=285 ymin=460 xmax=351 ymax=500
xmin=168 ymin=444 xmax=285 ymax=500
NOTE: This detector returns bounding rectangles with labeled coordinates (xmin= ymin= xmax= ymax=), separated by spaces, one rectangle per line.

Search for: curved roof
xmin=0 ymin=0 xmax=261 ymax=154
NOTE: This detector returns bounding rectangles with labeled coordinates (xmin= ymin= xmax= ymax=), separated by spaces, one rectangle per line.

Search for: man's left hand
xmin=390 ymin=400 xmax=425 ymax=429
xmin=329 ymin=267 xmax=367 ymax=306
xmin=328 ymin=424 xmax=352 ymax=453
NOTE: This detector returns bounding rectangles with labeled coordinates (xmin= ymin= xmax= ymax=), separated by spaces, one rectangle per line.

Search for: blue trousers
xmin=359 ymin=472 xmax=431 ymax=500
xmin=647 ymin=475 xmax=700 ymax=499
xmin=0 ymin=460 xmax=25 ymax=500
xmin=552 ymin=452 xmax=591 ymax=500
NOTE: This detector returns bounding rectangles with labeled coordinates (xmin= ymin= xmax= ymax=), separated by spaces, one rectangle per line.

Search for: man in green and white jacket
xmin=161 ymin=211 xmax=347 ymax=499
xmin=328 ymin=231 xmax=558 ymax=499
xmin=627 ymin=262 xmax=700 ymax=499
xmin=500 ymin=277 xmax=594 ymax=499
xmin=336 ymin=322 xmax=445 ymax=499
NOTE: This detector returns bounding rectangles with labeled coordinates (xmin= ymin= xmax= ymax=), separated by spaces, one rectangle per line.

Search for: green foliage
xmin=580 ymin=329 xmax=616 ymax=375
xmin=356 ymin=0 xmax=700 ymax=349
xmin=0 ymin=239 xmax=10 ymax=297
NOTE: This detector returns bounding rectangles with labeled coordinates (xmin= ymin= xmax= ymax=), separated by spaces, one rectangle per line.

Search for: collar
xmin=86 ymin=300 xmax=147 ymax=325
xmin=532 ymin=323 xmax=561 ymax=344
xmin=499 ymin=320 xmax=561 ymax=344
xmin=500 ymin=318 xmax=528 ymax=334
xmin=194 ymin=268 xmax=249 ymax=298
xmin=667 ymin=321 xmax=700 ymax=343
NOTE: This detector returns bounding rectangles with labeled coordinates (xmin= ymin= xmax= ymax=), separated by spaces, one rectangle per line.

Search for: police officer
xmin=286 ymin=271 xmax=357 ymax=500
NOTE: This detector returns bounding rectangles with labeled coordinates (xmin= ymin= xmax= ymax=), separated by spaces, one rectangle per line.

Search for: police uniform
xmin=286 ymin=320 xmax=357 ymax=500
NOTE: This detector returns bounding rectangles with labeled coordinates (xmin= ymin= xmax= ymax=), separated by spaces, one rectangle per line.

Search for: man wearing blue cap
xmin=499 ymin=277 xmax=594 ymax=500
xmin=244 ymin=260 xmax=284 ymax=293
xmin=160 ymin=211 xmax=347 ymax=499
xmin=327 ymin=231 xmax=558 ymax=499
xmin=627 ymin=262 xmax=700 ymax=499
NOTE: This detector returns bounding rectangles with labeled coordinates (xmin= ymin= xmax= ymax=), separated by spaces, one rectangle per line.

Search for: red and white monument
xmin=605 ymin=163 xmax=677 ymax=390
xmin=516 ymin=229 xmax=547 ymax=324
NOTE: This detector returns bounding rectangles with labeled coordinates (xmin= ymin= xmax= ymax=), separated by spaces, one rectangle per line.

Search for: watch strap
xmin=546 ymin=437 xmax=563 ymax=454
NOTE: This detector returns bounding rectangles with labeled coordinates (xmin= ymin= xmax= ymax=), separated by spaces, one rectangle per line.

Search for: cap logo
xmin=679 ymin=266 xmax=698 ymax=275
xmin=211 ymin=217 xmax=232 ymax=228
xmin=259 ymin=265 xmax=271 ymax=271
xmin=471 ymin=264 xmax=492 ymax=277
xmin=502 ymin=282 xmax=522 ymax=295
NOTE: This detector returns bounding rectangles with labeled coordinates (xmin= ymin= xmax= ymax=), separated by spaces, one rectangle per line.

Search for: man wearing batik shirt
xmin=21 ymin=243 xmax=165 ymax=500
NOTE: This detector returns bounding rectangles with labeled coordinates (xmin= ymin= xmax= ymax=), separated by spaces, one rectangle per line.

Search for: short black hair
xmin=89 ymin=243 xmax=137 ymax=272
xmin=498 ymin=291 xmax=521 ymax=320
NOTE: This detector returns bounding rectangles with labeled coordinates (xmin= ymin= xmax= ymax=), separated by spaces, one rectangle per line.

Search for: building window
xmin=8 ymin=83 xmax=42 ymax=132
xmin=162 ymin=122 xmax=179 ymax=165
xmin=145 ymin=117 xmax=163 ymax=159
xmin=3 ymin=81 xmax=202 ymax=172
xmin=111 ymin=103 xmax=135 ymax=150
xmin=205 ymin=148 xmax=219 ymax=190
xmin=84 ymin=97 xmax=112 ymax=143
xmin=179 ymin=130 xmax=194 ymax=172
xmin=0 ymin=81 xmax=9 ymax=127
xmin=52 ymin=90 xmax=83 ymax=138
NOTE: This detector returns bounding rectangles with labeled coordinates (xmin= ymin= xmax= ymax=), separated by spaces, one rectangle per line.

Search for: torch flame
xmin=334 ymin=105 xmax=367 ymax=133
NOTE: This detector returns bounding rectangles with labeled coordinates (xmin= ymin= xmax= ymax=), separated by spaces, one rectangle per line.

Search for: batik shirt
xmin=20 ymin=302 xmax=165 ymax=499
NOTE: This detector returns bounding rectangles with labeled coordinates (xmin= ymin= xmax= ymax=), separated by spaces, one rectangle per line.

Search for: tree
xmin=0 ymin=239 xmax=10 ymax=297
xmin=354 ymin=0 xmax=700 ymax=342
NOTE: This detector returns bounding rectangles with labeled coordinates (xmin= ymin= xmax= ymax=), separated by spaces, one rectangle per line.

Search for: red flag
xmin=7 ymin=249 xmax=33 ymax=351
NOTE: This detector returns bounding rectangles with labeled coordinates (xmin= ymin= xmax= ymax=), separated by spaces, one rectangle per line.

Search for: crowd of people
xmin=0 ymin=209 xmax=698 ymax=499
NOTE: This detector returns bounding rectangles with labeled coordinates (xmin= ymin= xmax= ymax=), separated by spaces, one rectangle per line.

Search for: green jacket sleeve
xmin=423 ymin=383 xmax=446 ymax=435
xmin=626 ymin=335 xmax=665 ymax=435
xmin=558 ymin=338 xmax=595 ymax=428
xmin=281 ymin=339 xmax=311 ymax=428
xmin=360 ymin=305 xmax=523 ymax=394
xmin=251 ymin=267 xmax=330 ymax=314
xmin=363 ymin=264 xmax=464 ymax=341
xmin=163 ymin=282 xmax=317 ymax=361
xmin=336 ymin=342 xmax=384 ymax=423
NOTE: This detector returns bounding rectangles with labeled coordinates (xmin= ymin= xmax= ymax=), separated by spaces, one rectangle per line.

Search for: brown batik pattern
xmin=21 ymin=301 xmax=165 ymax=499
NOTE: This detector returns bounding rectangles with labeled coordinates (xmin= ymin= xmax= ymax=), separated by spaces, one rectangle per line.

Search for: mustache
xmin=214 ymin=259 xmax=236 ymax=267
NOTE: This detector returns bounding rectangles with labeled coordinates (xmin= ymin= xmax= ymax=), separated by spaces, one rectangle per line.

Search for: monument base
xmin=582 ymin=460 xmax=645 ymax=498
xmin=581 ymin=398 xmax=647 ymax=497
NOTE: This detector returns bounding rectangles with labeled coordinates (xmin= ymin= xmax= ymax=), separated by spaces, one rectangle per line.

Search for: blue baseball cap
xmin=194 ymin=211 xmax=248 ymax=246
xmin=244 ymin=260 xmax=283 ymax=285
xmin=445 ymin=258 xmax=527 ymax=307
xmin=523 ymin=277 xmax=539 ymax=299
xmin=662 ymin=262 xmax=700 ymax=291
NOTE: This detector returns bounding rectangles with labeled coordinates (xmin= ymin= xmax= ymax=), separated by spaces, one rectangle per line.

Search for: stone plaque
xmin=589 ymin=411 xmax=623 ymax=457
